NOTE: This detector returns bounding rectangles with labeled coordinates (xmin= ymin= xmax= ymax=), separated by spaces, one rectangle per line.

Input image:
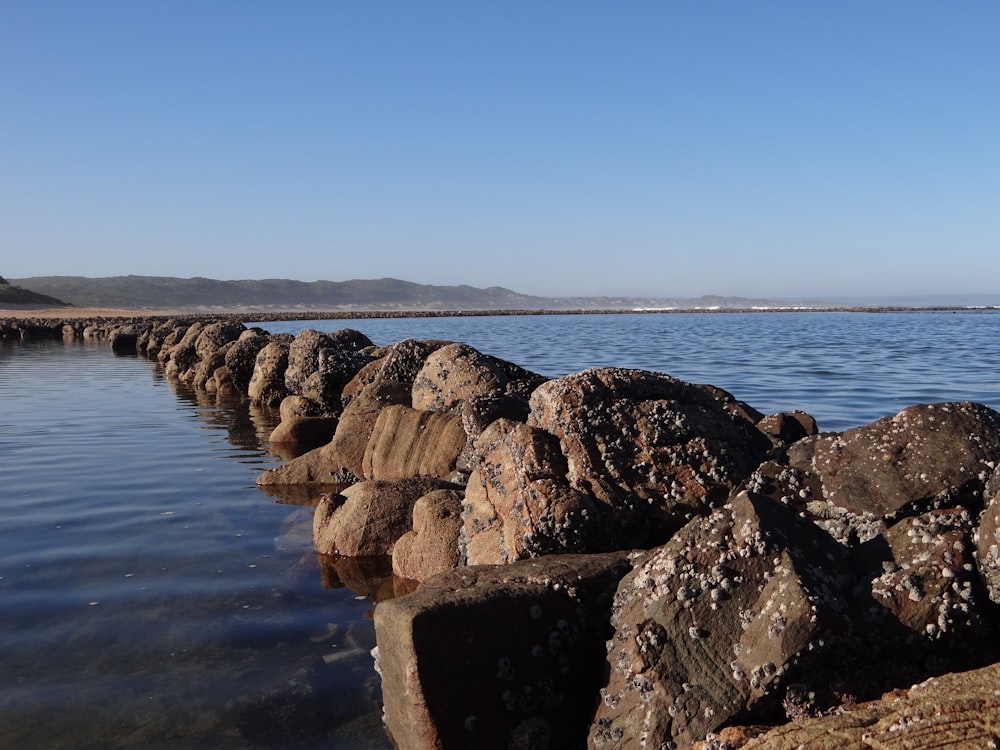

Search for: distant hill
xmin=0 ymin=276 xmax=68 ymax=307
xmin=10 ymin=275 xmax=827 ymax=312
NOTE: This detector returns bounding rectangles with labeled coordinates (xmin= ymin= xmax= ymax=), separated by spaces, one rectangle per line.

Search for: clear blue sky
xmin=2 ymin=1 xmax=998 ymax=299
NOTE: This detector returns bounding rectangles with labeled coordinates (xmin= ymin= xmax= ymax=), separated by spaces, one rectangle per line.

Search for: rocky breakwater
xmin=54 ymin=316 xmax=1000 ymax=749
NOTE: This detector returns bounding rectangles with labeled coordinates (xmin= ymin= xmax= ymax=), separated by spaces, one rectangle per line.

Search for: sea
xmin=2 ymin=310 xmax=999 ymax=749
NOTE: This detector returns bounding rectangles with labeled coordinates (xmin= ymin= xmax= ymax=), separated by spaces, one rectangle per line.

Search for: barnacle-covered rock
xmin=361 ymin=404 xmax=468 ymax=483
xmin=342 ymin=339 xmax=449 ymax=401
xmin=590 ymin=492 xmax=856 ymax=749
xmin=248 ymin=340 xmax=291 ymax=407
xmin=528 ymin=368 xmax=773 ymax=550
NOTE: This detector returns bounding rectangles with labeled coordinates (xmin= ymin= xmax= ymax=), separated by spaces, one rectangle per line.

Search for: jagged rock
xmin=464 ymin=418 xmax=600 ymax=565
xmin=746 ymin=402 xmax=1000 ymax=545
xmin=109 ymin=326 xmax=138 ymax=353
xmin=193 ymin=320 xmax=246 ymax=361
xmin=755 ymin=411 xmax=818 ymax=446
xmin=391 ymin=488 xmax=465 ymax=581
xmin=248 ymin=341 xmax=290 ymax=407
xmin=343 ymin=339 xmax=449 ymax=401
xmin=374 ymin=552 xmax=635 ymax=750
xmin=411 ymin=342 xmax=547 ymax=415
xmin=313 ymin=477 xmax=461 ymax=557
xmin=285 ymin=328 xmax=374 ymax=412
xmin=590 ymin=492 xmax=857 ymax=750
xmin=361 ymin=404 xmax=468 ymax=482
xmin=528 ymin=368 xmax=773 ymax=550
xmin=224 ymin=329 xmax=272 ymax=394
xmin=684 ymin=662 xmax=1000 ymax=749
xmin=975 ymin=465 xmax=1000 ymax=604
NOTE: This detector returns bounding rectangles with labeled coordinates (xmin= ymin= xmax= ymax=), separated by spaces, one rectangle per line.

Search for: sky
xmin=2 ymin=2 xmax=998 ymax=300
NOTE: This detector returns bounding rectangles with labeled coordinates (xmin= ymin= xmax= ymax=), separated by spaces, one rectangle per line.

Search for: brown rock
xmin=362 ymin=404 xmax=468 ymax=482
xmin=528 ymin=368 xmax=773 ymax=549
xmin=313 ymin=477 xmax=461 ymax=557
xmin=755 ymin=410 xmax=819 ymax=446
xmin=374 ymin=552 xmax=635 ymax=750
xmin=975 ymin=465 xmax=1000 ymax=604
xmin=343 ymin=339 xmax=448 ymax=401
xmin=248 ymin=341 xmax=290 ymax=407
xmin=391 ymin=488 xmax=465 ymax=581
xmin=268 ymin=415 xmax=338 ymax=448
xmin=224 ymin=329 xmax=271 ymax=394
xmin=464 ymin=418 xmax=600 ymax=565
xmin=590 ymin=492 xmax=855 ymax=750
xmin=411 ymin=342 xmax=547 ymax=415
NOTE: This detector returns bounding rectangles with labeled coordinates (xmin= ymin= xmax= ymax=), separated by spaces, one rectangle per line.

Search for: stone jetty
xmin=9 ymin=312 xmax=1000 ymax=749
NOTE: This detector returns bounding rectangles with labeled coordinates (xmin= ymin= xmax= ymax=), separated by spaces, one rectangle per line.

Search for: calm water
xmin=2 ymin=311 xmax=999 ymax=748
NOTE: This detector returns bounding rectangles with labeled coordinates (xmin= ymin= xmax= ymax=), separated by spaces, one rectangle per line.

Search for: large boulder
xmin=686 ymin=662 xmax=1000 ymax=750
xmin=343 ymin=339 xmax=449 ymax=401
xmin=361 ymin=405 xmax=468 ymax=483
xmin=528 ymin=368 xmax=774 ymax=550
xmin=285 ymin=328 xmax=374 ymax=412
xmin=313 ymin=477 xmax=461 ymax=557
xmin=248 ymin=341 xmax=291 ymax=407
xmin=224 ymin=329 xmax=272 ymax=394
xmin=391 ymin=488 xmax=466 ymax=581
xmin=590 ymin=492 xmax=857 ymax=749
xmin=976 ymin=466 xmax=1000 ymax=603
xmin=194 ymin=320 xmax=246 ymax=361
xmin=464 ymin=418 xmax=600 ymax=565
xmin=746 ymin=402 xmax=1000 ymax=544
xmin=374 ymin=552 xmax=635 ymax=750
xmin=410 ymin=342 xmax=547 ymax=415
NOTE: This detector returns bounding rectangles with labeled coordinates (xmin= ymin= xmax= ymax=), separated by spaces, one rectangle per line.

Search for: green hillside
xmin=0 ymin=276 xmax=68 ymax=307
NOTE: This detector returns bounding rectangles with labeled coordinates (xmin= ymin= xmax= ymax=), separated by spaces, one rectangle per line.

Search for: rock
xmin=464 ymin=418 xmax=601 ymax=565
xmin=279 ymin=395 xmax=325 ymax=420
xmin=324 ymin=382 xmax=413 ymax=482
xmin=193 ymin=320 xmax=246 ymax=361
xmin=248 ymin=341 xmax=290 ymax=407
xmin=411 ymin=342 xmax=547 ymax=415
xmin=109 ymin=326 xmax=138 ymax=353
xmin=361 ymin=405 xmax=468 ymax=482
xmin=313 ymin=477 xmax=462 ymax=557
xmin=528 ymin=368 xmax=774 ymax=550
xmin=268 ymin=415 xmax=339 ymax=448
xmin=391 ymin=488 xmax=466 ymax=581
xmin=373 ymin=552 xmax=635 ymax=750
xmin=224 ymin=329 xmax=271 ymax=394
xmin=684 ymin=662 xmax=1000 ymax=749
xmin=285 ymin=328 xmax=374 ymax=412
xmin=190 ymin=342 xmax=232 ymax=390
xmin=747 ymin=402 xmax=1000 ymax=545
xmin=976 ymin=466 xmax=1000 ymax=603
xmin=343 ymin=339 xmax=449 ymax=401
xmin=755 ymin=411 xmax=819 ymax=446
xmin=590 ymin=492 xmax=857 ymax=749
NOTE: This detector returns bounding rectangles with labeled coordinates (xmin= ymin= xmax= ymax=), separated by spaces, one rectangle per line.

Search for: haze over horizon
xmin=3 ymin=2 xmax=998 ymax=300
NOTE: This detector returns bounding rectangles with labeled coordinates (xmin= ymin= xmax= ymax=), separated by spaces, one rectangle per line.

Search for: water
xmin=3 ymin=310 xmax=1000 ymax=748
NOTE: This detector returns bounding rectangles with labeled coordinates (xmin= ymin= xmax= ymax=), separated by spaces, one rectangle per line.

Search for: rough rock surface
xmin=361 ymin=405 xmax=468 ymax=483
xmin=590 ymin=492 xmax=856 ymax=749
xmin=313 ymin=477 xmax=462 ymax=557
xmin=224 ymin=329 xmax=272 ymax=394
xmin=268 ymin=415 xmax=338 ymax=448
xmin=464 ymin=418 xmax=600 ymax=565
xmin=391 ymin=488 xmax=465 ymax=581
xmin=374 ymin=552 xmax=636 ymax=750
xmin=746 ymin=402 xmax=1000 ymax=545
xmin=248 ymin=341 xmax=291 ymax=406
xmin=975 ymin=466 xmax=1000 ymax=603
xmin=343 ymin=339 xmax=449 ymax=401
xmin=684 ymin=662 xmax=1000 ymax=749
xmin=528 ymin=368 xmax=774 ymax=549
xmin=410 ymin=342 xmax=547 ymax=415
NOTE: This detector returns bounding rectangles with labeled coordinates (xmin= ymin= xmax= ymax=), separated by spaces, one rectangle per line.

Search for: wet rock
xmin=411 ymin=342 xmax=547 ymax=415
xmin=528 ymin=368 xmax=773 ymax=550
xmin=392 ymin=488 xmax=466 ymax=581
xmin=313 ymin=477 xmax=462 ymax=557
xmin=590 ymin=492 xmax=856 ymax=750
xmin=268 ymin=415 xmax=339 ymax=448
xmin=464 ymin=418 xmax=600 ymax=565
xmin=109 ymin=326 xmax=139 ymax=353
xmin=248 ymin=341 xmax=290 ymax=407
xmin=362 ymin=404 xmax=468 ymax=483
xmin=374 ymin=552 xmax=635 ymax=750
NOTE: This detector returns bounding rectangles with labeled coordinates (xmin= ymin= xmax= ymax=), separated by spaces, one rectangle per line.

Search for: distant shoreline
xmin=1 ymin=304 xmax=998 ymax=323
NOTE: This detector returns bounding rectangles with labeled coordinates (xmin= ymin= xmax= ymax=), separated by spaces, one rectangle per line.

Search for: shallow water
xmin=2 ymin=310 xmax=999 ymax=748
